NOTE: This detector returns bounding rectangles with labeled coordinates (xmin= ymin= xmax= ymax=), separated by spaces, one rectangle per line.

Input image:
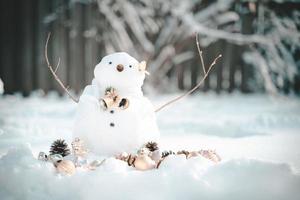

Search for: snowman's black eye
xmin=109 ymin=61 xmax=112 ymax=65
xmin=129 ymin=65 xmax=132 ymax=68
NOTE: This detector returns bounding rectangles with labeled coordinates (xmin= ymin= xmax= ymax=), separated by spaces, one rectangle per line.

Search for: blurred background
xmin=0 ymin=0 xmax=299 ymax=96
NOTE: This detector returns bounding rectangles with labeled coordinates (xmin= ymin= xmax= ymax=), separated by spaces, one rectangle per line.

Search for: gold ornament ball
xmin=134 ymin=155 xmax=156 ymax=171
xmin=55 ymin=160 xmax=76 ymax=175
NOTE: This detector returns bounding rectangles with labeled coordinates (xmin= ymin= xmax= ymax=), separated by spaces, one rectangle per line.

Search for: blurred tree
xmin=93 ymin=0 xmax=300 ymax=94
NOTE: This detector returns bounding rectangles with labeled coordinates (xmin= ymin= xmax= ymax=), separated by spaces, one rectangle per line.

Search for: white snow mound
xmin=0 ymin=93 xmax=300 ymax=199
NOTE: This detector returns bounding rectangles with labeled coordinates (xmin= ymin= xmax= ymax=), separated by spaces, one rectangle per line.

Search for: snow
xmin=0 ymin=78 xmax=3 ymax=94
xmin=0 ymin=92 xmax=300 ymax=199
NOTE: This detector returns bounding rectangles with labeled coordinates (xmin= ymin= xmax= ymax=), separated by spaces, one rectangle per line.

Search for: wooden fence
xmin=0 ymin=0 xmax=292 ymax=96
xmin=0 ymin=0 xmax=95 ymax=95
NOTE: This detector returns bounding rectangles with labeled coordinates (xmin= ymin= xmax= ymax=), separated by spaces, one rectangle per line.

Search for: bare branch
xmin=196 ymin=33 xmax=206 ymax=74
xmin=45 ymin=33 xmax=79 ymax=103
xmin=155 ymin=35 xmax=222 ymax=113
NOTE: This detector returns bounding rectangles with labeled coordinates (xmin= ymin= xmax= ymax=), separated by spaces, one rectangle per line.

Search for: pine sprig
xmin=161 ymin=150 xmax=175 ymax=158
xmin=49 ymin=139 xmax=70 ymax=157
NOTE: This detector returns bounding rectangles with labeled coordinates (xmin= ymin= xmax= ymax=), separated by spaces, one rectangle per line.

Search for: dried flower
xmin=199 ymin=149 xmax=221 ymax=163
xmin=177 ymin=150 xmax=190 ymax=158
xmin=71 ymin=138 xmax=88 ymax=157
xmin=105 ymin=87 xmax=119 ymax=101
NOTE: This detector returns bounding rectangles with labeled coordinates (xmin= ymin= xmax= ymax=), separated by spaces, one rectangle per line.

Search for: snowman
xmin=73 ymin=52 xmax=159 ymax=156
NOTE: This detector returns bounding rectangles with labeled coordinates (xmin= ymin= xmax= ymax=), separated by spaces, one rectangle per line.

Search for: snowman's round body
xmin=73 ymin=52 xmax=159 ymax=156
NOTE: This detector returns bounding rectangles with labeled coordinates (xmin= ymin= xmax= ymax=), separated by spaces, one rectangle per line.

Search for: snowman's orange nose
xmin=116 ymin=64 xmax=124 ymax=72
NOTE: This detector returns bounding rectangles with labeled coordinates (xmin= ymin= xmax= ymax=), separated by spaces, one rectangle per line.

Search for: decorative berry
xmin=145 ymin=141 xmax=159 ymax=152
xmin=49 ymin=139 xmax=70 ymax=157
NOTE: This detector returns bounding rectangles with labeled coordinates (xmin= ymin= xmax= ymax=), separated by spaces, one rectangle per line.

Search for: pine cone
xmin=50 ymin=139 xmax=70 ymax=157
xmin=145 ymin=141 xmax=159 ymax=152
xmin=161 ymin=150 xmax=175 ymax=158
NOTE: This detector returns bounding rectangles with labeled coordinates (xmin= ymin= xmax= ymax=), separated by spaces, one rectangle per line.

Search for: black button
xmin=110 ymin=122 xmax=115 ymax=127
xmin=110 ymin=110 xmax=114 ymax=114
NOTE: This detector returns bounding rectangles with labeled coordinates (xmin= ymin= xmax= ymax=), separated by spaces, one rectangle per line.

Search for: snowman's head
xmin=94 ymin=52 xmax=147 ymax=92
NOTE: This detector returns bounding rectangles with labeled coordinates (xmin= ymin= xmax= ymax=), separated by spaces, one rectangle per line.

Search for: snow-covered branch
xmin=91 ymin=0 xmax=299 ymax=94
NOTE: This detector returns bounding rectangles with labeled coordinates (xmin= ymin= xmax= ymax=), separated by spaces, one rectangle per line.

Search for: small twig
xmin=54 ymin=58 xmax=60 ymax=73
xmin=155 ymin=35 xmax=222 ymax=113
xmin=196 ymin=33 xmax=206 ymax=74
xmin=45 ymin=33 xmax=79 ymax=103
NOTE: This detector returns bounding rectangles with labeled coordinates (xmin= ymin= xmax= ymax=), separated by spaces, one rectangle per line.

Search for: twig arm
xmin=196 ymin=33 xmax=206 ymax=74
xmin=45 ymin=33 xmax=79 ymax=103
xmin=155 ymin=34 xmax=222 ymax=113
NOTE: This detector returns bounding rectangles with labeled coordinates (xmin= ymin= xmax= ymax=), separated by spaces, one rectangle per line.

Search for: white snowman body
xmin=73 ymin=52 xmax=159 ymax=156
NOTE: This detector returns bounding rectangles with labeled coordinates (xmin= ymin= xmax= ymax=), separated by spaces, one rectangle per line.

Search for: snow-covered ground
xmin=0 ymin=92 xmax=300 ymax=200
